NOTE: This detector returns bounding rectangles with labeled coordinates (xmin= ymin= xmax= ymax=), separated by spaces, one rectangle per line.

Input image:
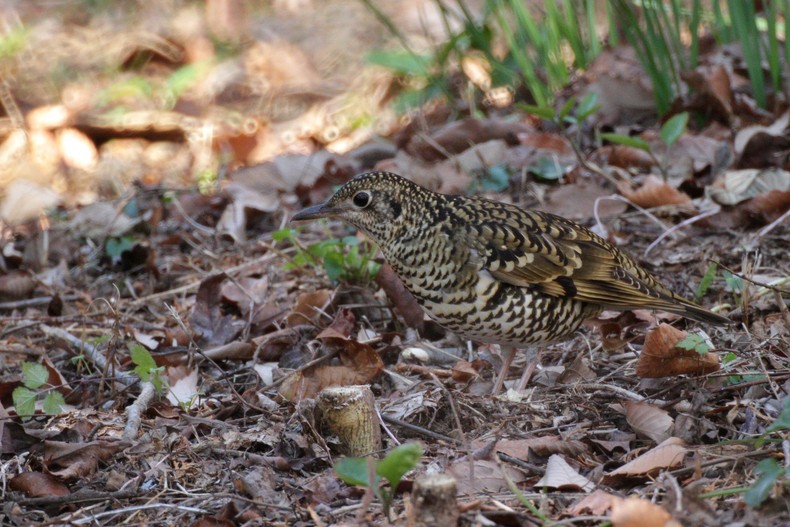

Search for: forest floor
xmin=0 ymin=2 xmax=788 ymax=526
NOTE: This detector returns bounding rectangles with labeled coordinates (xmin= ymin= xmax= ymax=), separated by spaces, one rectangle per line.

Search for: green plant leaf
xmin=43 ymin=391 xmax=65 ymax=415
xmin=518 ymin=103 xmax=556 ymax=120
xmin=272 ymin=227 xmax=297 ymax=242
xmin=106 ymin=236 xmax=136 ymax=262
xmin=527 ymin=157 xmax=566 ymax=181
xmin=366 ymin=50 xmax=431 ymax=75
xmin=659 ymin=112 xmax=688 ymax=147
xmin=335 ymin=456 xmax=376 ymax=488
xmin=745 ymin=458 xmax=783 ymax=507
xmin=558 ymin=96 xmax=576 ymax=121
xmin=129 ymin=343 xmax=158 ymax=383
xmin=576 ymin=91 xmax=600 ymax=121
xmin=600 ymin=133 xmax=651 ymax=152
xmin=12 ymin=387 xmax=37 ymax=417
xmin=675 ymin=333 xmax=710 ymax=355
xmin=376 ymin=442 xmax=422 ymax=489
xmin=165 ymin=63 xmax=206 ymax=101
xmin=765 ymin=396 xmax=790 ymax=434
xmin=322 ymin=251 xmax=345 ymax=282
xmin=21 ymin=362 xmax=49 ymax=389
xmin=723 ymin=271 xmax=744 ymax=294
xmin=722 ymin=352 xmax=737 ymax=365
xmin=695 ymin=262 xmax=718 ymax=302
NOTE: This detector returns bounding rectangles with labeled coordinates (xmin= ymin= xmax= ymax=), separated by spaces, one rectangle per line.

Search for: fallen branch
xmin=123 ymin=381 xmax=156 ymax=440
xmin=41 ymin=325 xmax=136 ymax=387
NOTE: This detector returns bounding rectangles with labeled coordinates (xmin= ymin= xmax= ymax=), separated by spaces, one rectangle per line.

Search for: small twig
xmin=16 ymin=487 xmax=144 ymax=507
xmin=123 ymin=381 xmax=156 ymax=440
xmin=755 ymin=208 xmax=790 ymax=239
xmin=708 ymin=259 xmax=790 ymax=295
xmin=669 ymin=447 xmax=779 ymax=478
xmin=377 ymin=407 xmax=401 ymax=446
xmin=72 ymin=503 xmax=208 ymax=525
xmin=568 ymin=139 xmax=624 ymax=187
xmin=40 ymin=325 xmax=136 ymax=387
xmin=170 ymin=195 xmax=215 ymax=234
xmin=165 ymin=303 xmax=266 ymax=413
xmin=774 ymin=290 xmax=790 ymax=330
xmin=380 ymin=415 xmax=459 ymax=444
xmin=0 ymin=294 xmax=82 ymax=311
xmin=580 ymin=382 xmax=645 ymax=401
xmin=644 ymin=203 xmax=721 ymax=256
xmin=126 ymin=251 xmax=277 ymax=309
xmin=265 ymin=348 xmax=339 ymax=390
xmin=592 ymin=194 xmax=677 ymax=241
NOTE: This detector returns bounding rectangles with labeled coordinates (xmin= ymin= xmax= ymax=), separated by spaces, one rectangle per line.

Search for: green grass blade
xmin=728 ymin=0 xmax=766 ymax=107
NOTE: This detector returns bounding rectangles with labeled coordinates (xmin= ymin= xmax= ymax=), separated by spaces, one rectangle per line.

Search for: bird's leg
xmin=514 ymin=345 xmax=542 ymax=392
xmin=492 ymin=346 xmax=516 ymax=394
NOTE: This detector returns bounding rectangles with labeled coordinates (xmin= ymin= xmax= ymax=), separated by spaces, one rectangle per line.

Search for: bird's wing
xmin=455 ymin=203 xmax=726 ymax=324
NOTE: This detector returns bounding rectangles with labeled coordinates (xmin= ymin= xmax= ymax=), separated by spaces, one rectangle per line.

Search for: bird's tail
xmin=673 ymin=298 xmax=731 ymax=326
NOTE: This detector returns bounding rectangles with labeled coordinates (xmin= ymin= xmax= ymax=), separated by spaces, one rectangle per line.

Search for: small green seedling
xmin=601 ymin=111 xmax=689 ymax=181
xmin=746 ymin=396 xmax=790 ymax=507
xmin=274 ymin=227 xmax=380 ymax=283
xmin=12 ymin=362 xmax=65 ymax=418
xmin=675 ymin=333 xmax=711 ymax=355
xmin=723 ymin=270 xmax=744 ymax=306
xmin=105 ymin=236 xmax=136 ymax=264
xmin=129 ymin=343 xmax=167 ymax=394
xmin=334 ymin=442 xmax=422 ymax=519
xmin=520 ymin=91 xmax=601 ymax=128
xmin=694 ymin=262 xmax=718 ymax=302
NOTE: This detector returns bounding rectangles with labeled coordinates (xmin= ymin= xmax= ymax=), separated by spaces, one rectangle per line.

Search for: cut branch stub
xmin=317 ymin=385 xmax=382 ymax=457
xmin=411 ymin=473 xmax=459 ymax=527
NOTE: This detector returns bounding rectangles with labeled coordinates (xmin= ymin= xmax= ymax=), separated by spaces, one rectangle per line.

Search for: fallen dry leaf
xmin=10 ymin=471 xmax=70 ymax=498
xmin=683 ymin=64 xmax=733 ymax=123
xmin=597 ymin=145 xmax=655 ymax=170
xmin=536 ymin=454 xmax=595 ymax=492
xmin=221 ymin=275 xmax=270 ymax=318
xmin=542 ymin=179 xmax=628 ymax=221
xmin=56 ymin=128 xmax=98 ymax=171
xmin=619 ymin=175 xmax=692 ymax=208
xmin=0 ymin=271 xmax=36 ymax=301
xmin=278 ymin=335 xmax=384 ymax=402
xmin=0 ymin=179 xmax=61 ymax=225
xmin=404 ymin=117 xmax=528 ymax=162
xmin=565 ymin=489 xmax=618 ymax=516
xmin=605 ymin=437 xmax=688 ymax=482
xmin=449 ymin=458 xmax=526 ymax=494
xmin=217 ymin=181 xmax=280 ymax=243
xmin=734 ymin=110 xmax=790 ymax=157
xmin=285 ymin=289 xmax=333 ymax=326
xmin=707 ymin=168 xmax=790 ymax=206
xmin=636 ymin=323 xmax=719 ymax=378
xmin=190 ymin=273 xmax=246 ymax=346
xmin=473 ymin=436 xmax=589 ymax=460
xmin=26 ymin=104 xmax=71 ymax=129
xmin=44 ymin=440 xmax=128 ymax=479
xmin=623 ymin=400 xmax=674 ymax=443
xmin=743 ymin=189 xmax=790 ymax=222
xmin=611 ymin=496 xmax=680 ymax=527
xmin=166 ymin=365 xmax=200 ymax=408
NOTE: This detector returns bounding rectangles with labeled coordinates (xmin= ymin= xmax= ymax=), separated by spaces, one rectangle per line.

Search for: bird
xmin=291 ymin=171 xmax=730 ymax=393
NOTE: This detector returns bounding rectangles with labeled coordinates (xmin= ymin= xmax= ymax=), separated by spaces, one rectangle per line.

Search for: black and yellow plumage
xmin=292 ymin=171 xmax=729 ymax=391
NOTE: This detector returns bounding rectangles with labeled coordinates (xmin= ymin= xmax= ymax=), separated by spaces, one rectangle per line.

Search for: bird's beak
xmin=291 ymin=202 xmax=336 ymax=222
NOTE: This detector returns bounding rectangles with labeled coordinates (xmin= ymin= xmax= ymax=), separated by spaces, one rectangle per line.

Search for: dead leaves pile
xmin=0 ymin=3 xmax=789 ymax=526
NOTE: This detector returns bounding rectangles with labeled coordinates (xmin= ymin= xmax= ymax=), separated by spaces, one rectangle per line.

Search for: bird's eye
xmin=352 ymin=191 xmax=371 ymax=208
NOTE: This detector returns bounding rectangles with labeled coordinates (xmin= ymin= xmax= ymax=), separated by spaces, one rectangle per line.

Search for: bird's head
xmin=291 ymin=171 xmax=433 ymax=244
